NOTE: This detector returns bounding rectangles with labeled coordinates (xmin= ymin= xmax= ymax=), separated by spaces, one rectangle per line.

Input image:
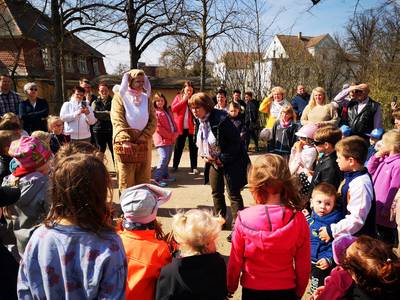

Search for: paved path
xmin=106 ymin=148 xmax=263 ymax=299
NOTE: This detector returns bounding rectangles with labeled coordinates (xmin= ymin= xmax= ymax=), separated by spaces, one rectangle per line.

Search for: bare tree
xmin=183 ymin=0 xmax=240 ymax=91
xmin=159 ymin=35 xmax=199 ymax=76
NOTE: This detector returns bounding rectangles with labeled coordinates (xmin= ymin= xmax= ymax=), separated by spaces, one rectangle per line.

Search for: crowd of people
xmin=1 ymin=70 xmax=400 ymax=299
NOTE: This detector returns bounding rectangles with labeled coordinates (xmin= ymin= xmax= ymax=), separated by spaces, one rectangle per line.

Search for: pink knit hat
xmin=332 ymin=234 xmax=357 ymax=265
xmin=8 ymin=136 xmax=53 ymax=171
xmin=295 ymin=124 xmax=318 ymax=139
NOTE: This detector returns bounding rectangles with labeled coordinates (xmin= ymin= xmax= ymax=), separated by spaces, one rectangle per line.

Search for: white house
xmin=214 ymin=33 xmax=339 ymax=95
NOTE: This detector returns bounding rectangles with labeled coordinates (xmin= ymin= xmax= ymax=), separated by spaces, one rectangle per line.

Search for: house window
xmin=64 ymin=53 xmax=74 ymax=72
xmin=93 ymin=58 xmax=100 ymax=75
xmin=78 ymin=56 xmax=88 ymax=74
xmin=41 ymin=48 xmax=52 ymax=70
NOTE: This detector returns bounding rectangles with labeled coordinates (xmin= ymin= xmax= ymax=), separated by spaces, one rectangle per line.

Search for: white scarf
xmin=196 ymin=115 xmax=219 ymax=159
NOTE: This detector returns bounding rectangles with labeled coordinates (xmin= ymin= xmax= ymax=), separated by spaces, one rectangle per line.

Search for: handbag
xmin=113 ymin=128 xmax=147 ymax=164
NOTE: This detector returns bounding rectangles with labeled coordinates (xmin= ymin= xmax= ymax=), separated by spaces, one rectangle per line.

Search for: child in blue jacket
xmin=304 ymin=182 xmax=343 ymax=294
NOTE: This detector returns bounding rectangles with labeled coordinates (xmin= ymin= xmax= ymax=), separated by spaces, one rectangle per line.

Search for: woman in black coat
xmin=19 ymin=82 xmax=49 ymax=134
xmin=188 ymin=92 xmax=250 ymax=240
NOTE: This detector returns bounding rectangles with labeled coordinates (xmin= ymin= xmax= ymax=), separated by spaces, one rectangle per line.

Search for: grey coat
xmin=2 ymin=172 xmax=49 ymax=256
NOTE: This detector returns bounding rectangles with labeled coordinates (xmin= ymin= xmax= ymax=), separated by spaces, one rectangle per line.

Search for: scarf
xmin=280 ymin=118 xmax=292 ymax=128
xmin=196 ymin=114 xmax=219 ymax=159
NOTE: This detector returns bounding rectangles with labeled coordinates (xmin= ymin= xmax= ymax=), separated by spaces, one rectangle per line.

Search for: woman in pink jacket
xmin=367 ymin=129 xmax=400 ymax=245
xmin=227 ymin=154 xmax=310 ymax=300
xmin=152 ymin=93 xmax=177 ymax=187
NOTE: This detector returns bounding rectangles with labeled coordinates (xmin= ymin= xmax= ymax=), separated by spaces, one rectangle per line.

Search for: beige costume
xmin=111 ymin=70 xmax=156 ymax=191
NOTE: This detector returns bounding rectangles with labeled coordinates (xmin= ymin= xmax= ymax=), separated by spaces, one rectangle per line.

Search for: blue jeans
xmin=153 ymin=145 xmax=173 ymax=181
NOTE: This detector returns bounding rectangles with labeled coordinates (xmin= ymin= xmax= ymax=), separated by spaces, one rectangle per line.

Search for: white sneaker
xmin=189 ymin=168 xmax=199 ymax=175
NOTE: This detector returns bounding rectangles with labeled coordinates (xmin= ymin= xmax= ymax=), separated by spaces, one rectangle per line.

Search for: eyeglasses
xmin=29 ymin=88 xmax=38 ymax=91
xmin=312 ymin=140 xmax=325 ymax=146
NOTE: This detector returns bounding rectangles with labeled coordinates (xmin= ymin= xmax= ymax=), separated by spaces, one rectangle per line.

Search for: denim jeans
xmin=153 ymin=145 xmax=173 ymax=181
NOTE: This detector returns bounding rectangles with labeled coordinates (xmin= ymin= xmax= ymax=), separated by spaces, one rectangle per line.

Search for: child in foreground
xmin=156 ymin=209 xmax=227 ymax=300
xmin=17 ymin=153 xmax=127 ymax=299
xmin=118 ymin=183 xmax=172 ymax=300
xmin=367 ymin=129 xmax=400 ymax=245
xmin=313 ymin=235 xmax=400 ymax=300
xmin=305 ymin=183 xmax=343 ymax=294
xmin=319 ymin=136 xmax=376 ymax=242
xmin=228 ymin=154 xmax=310 ymax=300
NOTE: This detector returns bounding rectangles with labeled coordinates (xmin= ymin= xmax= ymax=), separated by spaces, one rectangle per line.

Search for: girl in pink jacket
xmin=227 ymin=154 xmax=310 ymax=300
xmin=152 ymin=93 xmax=177 ymax=187
xmin=367 ymin=129 xmax=400 ymax=245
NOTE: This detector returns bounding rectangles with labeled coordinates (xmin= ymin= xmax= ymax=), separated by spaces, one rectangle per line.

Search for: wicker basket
xmin=113 ymin=128 xmax=147 ymax=164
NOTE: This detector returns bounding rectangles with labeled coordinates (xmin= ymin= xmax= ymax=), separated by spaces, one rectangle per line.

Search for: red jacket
xmin=227 ymin=204 xmax=311 ymax=297
xmin=171 ymin=94 xmax=195 ymax=135
xmin=118 ymin=227 xmax=172 ymax=300
xmin=153 ymin=108 xmax=178 ymax=147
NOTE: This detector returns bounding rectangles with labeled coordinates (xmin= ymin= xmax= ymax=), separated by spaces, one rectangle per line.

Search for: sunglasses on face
xmin=354 ymin=90 xmax=363 ymax=94
xmin=29 ymin=88 xmax=38 ymax=91
xmin=312 ymin=140 xmax=325 ymax=146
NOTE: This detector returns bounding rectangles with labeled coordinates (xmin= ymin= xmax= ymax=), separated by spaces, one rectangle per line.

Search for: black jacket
xmin=310 ymin=151 xmax=342 ymax=191
xmin=244 ymin=99 xmax=259 ymax=130
xmin=269 ymin=120 xmax=298 ymax=155
xmin=19 ymin=98 xmax=49 ymax=134
xmin=347 ymin=98 xmax=380 ymax=138
xmin=204 ymin=109 xmax=250 ymax=191
xmin=92 ymin=96 xmax=112 ymax=133
xmin=155 ymin=253 xmax=227 ymax=300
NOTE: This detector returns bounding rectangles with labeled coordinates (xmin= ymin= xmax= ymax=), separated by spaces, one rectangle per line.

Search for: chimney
xmin=298 ymin=32 xmax=302 ymax=40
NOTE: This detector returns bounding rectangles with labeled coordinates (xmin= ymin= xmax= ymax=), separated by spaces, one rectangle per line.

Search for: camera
xmin=81 ymin=101 xmax=87 ymax=108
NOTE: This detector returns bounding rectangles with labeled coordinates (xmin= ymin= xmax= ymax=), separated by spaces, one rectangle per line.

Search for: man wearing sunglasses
xmin=347 ymin=83 xmax=382 ymax=140
xmin=19 ymin=82 xmax=49 ymax=134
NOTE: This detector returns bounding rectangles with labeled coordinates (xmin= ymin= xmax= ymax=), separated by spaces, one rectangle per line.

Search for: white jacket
xmin=60 ymin=98 xmax=97 ymax=140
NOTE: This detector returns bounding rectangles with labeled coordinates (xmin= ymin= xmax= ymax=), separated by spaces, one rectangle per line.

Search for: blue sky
xmin=98 ymin=0 xmax=382 ymax=73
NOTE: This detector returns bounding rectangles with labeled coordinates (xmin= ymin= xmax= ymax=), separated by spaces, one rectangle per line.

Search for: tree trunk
xmin=129 ymin=45 xmax=141 ymax=69
xmin=51 ymin=0 xmax=64 ymax=112
xmin=200 ymin=0 xmax=208 ymax=92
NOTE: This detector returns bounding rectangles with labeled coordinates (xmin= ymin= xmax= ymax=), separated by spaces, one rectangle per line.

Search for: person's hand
xmin=311 ymin=285 xmax=325 ymax=300
xmin=319 ymin=227 xmax=331 ymax=242
xmin=182 ymin=93 xmax=190 ymax=102
xmin=391 ymin=101 xmax=398 ymax=111
xmin=121 ymin=141 xmax=134 ymax=155
xmin=316 ymin=258 xmax=330 ymax=270
xmin=81 ymin=107 xmax=90 ymax=115
xmin=302 ymin=209 xmax=310 ymax=218
xmin=202 ymin=156 xmax=215 ymax=163
xmin=375 ymin=148 xmax=389 ymax=158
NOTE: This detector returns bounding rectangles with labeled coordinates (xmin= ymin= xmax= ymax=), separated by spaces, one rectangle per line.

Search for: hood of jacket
xmin=236 ymin=204 xmax=306 ymax=250
xmin=2 ymin=172 xmax=48 ymax=206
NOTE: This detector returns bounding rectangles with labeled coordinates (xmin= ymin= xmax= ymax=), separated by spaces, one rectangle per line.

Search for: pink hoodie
xmin=227 ymin=204 xmax=310 ymax=297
